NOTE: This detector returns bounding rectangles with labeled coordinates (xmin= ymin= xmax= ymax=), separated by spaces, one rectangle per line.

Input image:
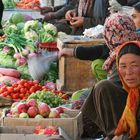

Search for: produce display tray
xmin=3 ymin=9 xmax=43 ymax=20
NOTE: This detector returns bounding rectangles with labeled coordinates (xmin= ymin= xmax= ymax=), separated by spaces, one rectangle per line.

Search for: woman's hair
xmin=133 ymin=2 xmax=140 ymax=12
xmin=118 ymin=42 xmax=140 ymax=61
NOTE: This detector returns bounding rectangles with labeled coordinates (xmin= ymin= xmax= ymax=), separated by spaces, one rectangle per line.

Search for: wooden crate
xmin=57 ymin=36 xmax=105 ymax=92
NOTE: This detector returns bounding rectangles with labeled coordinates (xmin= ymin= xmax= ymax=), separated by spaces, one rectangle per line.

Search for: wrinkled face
xmin=119 ymin=53 xmax=140 ymax=88
xmin=131 ymin=9 xmax=140 ymax=29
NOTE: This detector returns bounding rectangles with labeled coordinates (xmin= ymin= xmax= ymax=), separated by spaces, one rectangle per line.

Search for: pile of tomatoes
xmin=0 ymin=79 xmax=46 ymax=100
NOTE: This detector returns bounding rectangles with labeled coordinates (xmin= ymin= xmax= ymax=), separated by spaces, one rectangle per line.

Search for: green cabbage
xmin=9 ymin=13 xmax=25 ymax=25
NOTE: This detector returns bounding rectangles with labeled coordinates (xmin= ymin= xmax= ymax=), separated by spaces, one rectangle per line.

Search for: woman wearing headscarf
xmin=131 ymin=2 xmax=140 ymax=32
xmin=59 ymin=13 xmax=140 ymax=85
xmin=80 ymin=14 xmax=140 ymax=139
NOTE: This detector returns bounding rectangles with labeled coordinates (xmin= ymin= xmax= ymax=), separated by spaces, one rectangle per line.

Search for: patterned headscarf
xmin=103 ymin=13 xmax=140 ymax=71
xmin=115 ymin=41 xmax=140 ymax=139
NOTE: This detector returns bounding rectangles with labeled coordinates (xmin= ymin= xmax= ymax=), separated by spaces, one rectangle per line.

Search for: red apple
xmin=27 ymin=106 xmax=38 ymax=118
xmin=17 ymin=103 xmax=28 ymax=113
xmin=38 ymin=102 xmax=50 ymax=118
xmin=26 ymin=99 xmax=37 ymax=107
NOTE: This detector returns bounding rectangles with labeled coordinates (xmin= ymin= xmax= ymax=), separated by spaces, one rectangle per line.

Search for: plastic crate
xmin=38 ymin=42 xmax=59 ymax=52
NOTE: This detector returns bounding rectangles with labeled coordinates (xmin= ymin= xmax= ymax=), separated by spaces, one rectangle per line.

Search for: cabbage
xmin=16 ymin=22 xmax=25 ymax=30
xmin=43 ymin=23 xmax=57 ymax=36
xmin=9 ymin=13 xmax=25 ymax=25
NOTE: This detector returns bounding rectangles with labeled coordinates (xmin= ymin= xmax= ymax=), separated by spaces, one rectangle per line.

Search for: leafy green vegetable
xmin=3 ymin=0 xmax=16 ymax=8
xmin=17 ymin=65 xmax=32 ymax=80
xmin=9 ymin=13 xmax=25 ymax=25
xmin=0 ymin=49 xmax=16 ymax=68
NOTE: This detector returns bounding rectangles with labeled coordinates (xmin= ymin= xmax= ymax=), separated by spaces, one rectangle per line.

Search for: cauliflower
xmin=24 ymin=20 xmax=39 ymax=33
xmin=43 ymin=23 xmax=57 ymax=36
xmin=25 ymin=30 xmax=38 ymax=41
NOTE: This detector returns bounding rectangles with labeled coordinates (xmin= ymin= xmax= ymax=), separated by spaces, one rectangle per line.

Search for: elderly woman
xmin=81 ymin=41 xmax=140 ymax=139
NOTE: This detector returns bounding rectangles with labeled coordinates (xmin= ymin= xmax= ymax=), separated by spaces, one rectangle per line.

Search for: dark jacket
xmin=53 ymin=0 xmax=76 ymax=19
xmin=74 ymin=45 xmax=121 ymax=86
xmin=72 ymin=0 xmax=110 ymax=35
xmin=0 ymin=0 xmax=4 ymax=28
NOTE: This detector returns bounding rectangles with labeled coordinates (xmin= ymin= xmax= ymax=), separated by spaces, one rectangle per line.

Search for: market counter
xmin=3 ymin=9 xmax=43 ymax=21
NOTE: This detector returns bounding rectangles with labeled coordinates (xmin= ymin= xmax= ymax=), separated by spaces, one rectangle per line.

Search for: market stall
xmin=0 ymin=1 xmax=106 ymax=139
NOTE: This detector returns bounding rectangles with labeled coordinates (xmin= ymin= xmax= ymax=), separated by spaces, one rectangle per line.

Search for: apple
xmin=19 ymin=112 xmax=29 ymax=118
xmin=27 ymin=106 xmax=38 ymax=118
xmin=49 ymin=109 xmax=60 ymax=118
xmin=26 ymin=99 xmax=37 ymax=107
xmin=38 ymin=102 xmax=50 ymax=118
xmin=35 ymin=114 xmax=44 ymax=119
xmin=17 ymin=103 xmax=28 ymax=113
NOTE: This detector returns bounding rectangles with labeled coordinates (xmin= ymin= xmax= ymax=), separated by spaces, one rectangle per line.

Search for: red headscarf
xmin=103 ymin=13 xmax=140 ymax=71
xmin=115 ymin=41 xmax=140 ymax=139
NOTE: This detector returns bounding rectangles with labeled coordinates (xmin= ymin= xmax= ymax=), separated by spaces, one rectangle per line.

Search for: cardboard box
xmin=1 ymin=110 xmax=83 ymax=140
xmin=57 ymin=36 xmax=105 ymax=91
xmin=0 ymin=126 xmax=71 ymax=140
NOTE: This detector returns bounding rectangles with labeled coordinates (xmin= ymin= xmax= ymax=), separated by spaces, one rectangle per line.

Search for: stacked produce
xmin=6 ymin=99 xmax=70 ymax=118
xmin=34 ymin=125 xmax=59 ymax=136
xmin=0 ymin=15 xmax=65 ymax=84
xmin=3 ymin=0 xmax=40 ymax=10
xmin=0 ymin=79 xmax=69 ymax=100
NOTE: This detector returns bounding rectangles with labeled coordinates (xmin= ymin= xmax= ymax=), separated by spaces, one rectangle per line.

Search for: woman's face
xmin=119 ymin=53 xmax=140 ymax=88
xmin=131 ymin=8 xmax=140 ymax=29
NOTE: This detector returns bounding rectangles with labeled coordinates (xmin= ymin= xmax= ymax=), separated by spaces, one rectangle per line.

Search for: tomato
xmin=12 ymin=94 xmax=19 ymax=99
xmin=23 ymin=82 xmax=30 ymax=89
xmin=17 ymin=84 xmax=23 ymax=89
xmin=29 ymin=86 xmax=36 ymax=93
xmin=7 ymin=87 xmax=14 ymax=93
xmin=0 ymin=86 xmax=7 ymax=93
xmin=20 ymin=88 xmax=26 ymax=94
xmin=13 ymin=87 xmax=19 ymax=92
xmin=2 ymin=91 xmax=8 ymax=97
xmin=19 ymin=93 xmax=25 ymax=99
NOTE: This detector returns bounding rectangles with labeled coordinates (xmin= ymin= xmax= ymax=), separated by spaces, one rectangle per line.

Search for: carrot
xmin=0 ymin=68 xmax=20 ymax=78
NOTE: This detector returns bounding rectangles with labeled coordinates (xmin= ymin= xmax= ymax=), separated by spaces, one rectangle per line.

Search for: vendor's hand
xmin=65 ymin=9 xmax=76 ymax=21
xmin=58 ymin=48 xmax=74 ymax=59
xmin=40 ymin=6 xmax=53 ymax=15
xmin=70 ymin=17 xmax=84 ymax=27
xmin=43 ymin=12 xmax=55 ymax=21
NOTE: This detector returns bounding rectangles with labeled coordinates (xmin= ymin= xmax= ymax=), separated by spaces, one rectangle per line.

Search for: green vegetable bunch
xmin=28 ymin=90 xmax=65 ymax=107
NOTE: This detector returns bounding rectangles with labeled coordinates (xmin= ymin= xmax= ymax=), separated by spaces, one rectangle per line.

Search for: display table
xmin=3 ymin=9 xmax=43 ymax=21
xmin=57 ymin=36 xmax=105 ymax=92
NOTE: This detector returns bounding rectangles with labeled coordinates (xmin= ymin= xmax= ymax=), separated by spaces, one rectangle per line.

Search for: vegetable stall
xmin=0 ymin=1 xmax=105 ymax=139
